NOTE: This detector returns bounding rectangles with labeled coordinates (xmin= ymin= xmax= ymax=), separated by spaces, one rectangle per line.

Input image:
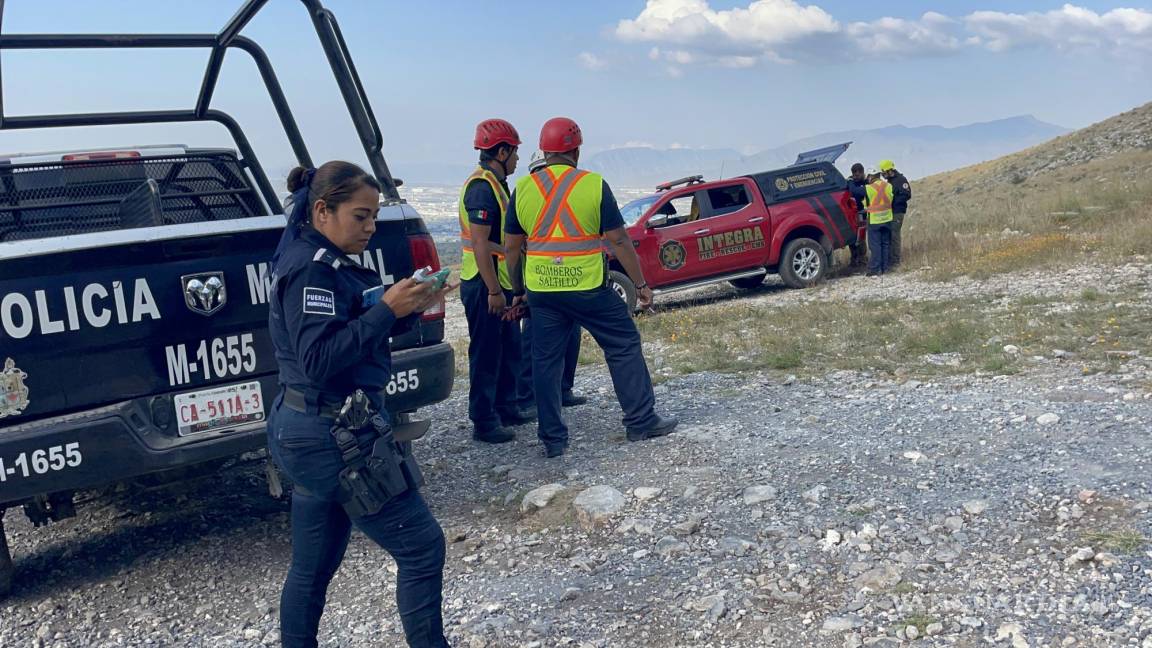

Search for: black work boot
xmin=472 ymin=427 xmax=515 ymax=444
xmin=561 ymin=390 xmax=588 ymax=407
xmin=499 ymin=405 xmax=538 ymax=427
xmin=626 ymin=415 xmax=679 ymax=442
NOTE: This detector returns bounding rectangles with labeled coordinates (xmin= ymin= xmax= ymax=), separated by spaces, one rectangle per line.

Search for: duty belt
xmin=282 ymin=387 xmax=383 ymax=420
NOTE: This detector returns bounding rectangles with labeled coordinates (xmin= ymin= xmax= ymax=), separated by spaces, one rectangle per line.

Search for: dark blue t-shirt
xmin=463 ymin=177 xmax=509 ymax=245
xmin=505 ymin=168 xmax=625 ymax=236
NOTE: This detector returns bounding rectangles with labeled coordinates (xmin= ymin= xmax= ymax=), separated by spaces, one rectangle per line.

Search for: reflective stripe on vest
xmin=458 ymin=166 xmax=512 ymax=289
xmin=865 ymin=179 xmax=894 ymax=225
xmin=514 ymin=165 xmax=605 ymax=292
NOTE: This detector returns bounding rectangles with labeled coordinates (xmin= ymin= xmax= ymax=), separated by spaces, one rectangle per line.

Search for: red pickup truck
xmin=608 ymin=159 xmax=862 ymax=310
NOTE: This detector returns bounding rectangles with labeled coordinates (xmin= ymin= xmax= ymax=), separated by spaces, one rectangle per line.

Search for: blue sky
xmin=1 ymin=0 xmax=1149 ymax=177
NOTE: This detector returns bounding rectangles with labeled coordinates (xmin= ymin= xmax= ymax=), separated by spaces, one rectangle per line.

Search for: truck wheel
xmin=0 ymin=510 xmax=12 ymax=599
xmin=608 ymin=271 xmax=638 ymax=313
xmin=729 ymin=274 xmax=766 ymax=290
xmin=779 ymin=238 xmax=828 ymax=288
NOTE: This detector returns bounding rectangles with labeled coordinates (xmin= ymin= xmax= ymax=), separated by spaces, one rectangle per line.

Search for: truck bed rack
xmin=0 ymin=0 xmax=402 ymax=215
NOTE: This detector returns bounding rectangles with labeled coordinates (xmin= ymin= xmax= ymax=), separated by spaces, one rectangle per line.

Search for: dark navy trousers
xmin=518 ymin=314 xmax=581 ymax=403
xmin=527 ymin=286 xmax=657 ymax=450
xmin=867 ymin=223 xmax=892 ymax=274
xmin=460 ymin=277 xmax=523 ymax=432
xmin=267 ymin=397 xmax=449 ymax=648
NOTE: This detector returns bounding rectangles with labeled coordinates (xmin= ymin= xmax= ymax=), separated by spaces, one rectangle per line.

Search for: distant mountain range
xmin=384 ymin=115 xmax=1068 ymax=188
xmin=584 ymin=116 xmax=1069 ymax=188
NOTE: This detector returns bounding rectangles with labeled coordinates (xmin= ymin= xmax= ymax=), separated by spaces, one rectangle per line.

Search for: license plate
xmin=173 ymin=381 xmax=265 ymax=437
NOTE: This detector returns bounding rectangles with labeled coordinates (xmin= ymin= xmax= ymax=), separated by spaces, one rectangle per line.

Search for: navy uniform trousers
xmin=867 ymin=222 xmax=892 ymax=274
xmin=518 ymin=314 xmax=581 ymax=402
xmin=267 ymin=395 xmax=449 ymax=648
xmin=460 ymin=277 xmax=524 ymax=431
xmin=527 ymin=286 xmax=657 ymax=450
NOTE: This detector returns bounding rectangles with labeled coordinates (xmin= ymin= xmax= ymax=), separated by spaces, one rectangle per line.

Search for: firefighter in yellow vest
xmin=504 ymin=117 xmax=677 ymax=458
xmin=459 ymin=119 xmax=535 ymax=444
xmin=864 ymin=166 xmax=896 ymax=276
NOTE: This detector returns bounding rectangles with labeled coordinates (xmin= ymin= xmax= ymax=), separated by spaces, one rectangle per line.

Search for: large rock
xmin=572 ymin=486 xmax=626 ymax=528
xmin=854 ymin=564 xmax=902 ymax=591
xmin=742 ymin=485 xmax=778 ymax=506
xmin=821 ymin=615 xmax=866 ymax=632
xmin=520 ymin=484 xmax=566 ymax=514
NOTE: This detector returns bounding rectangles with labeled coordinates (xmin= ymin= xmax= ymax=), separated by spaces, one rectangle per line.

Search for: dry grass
xmin=632 ymin=291 xmax=1151 ymax=379
xmin=905 ymin=147 xmax=1152 ymax=279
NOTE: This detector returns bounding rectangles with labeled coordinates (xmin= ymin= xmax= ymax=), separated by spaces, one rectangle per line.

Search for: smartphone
xmin=413 ymin=266 xmax=451 ymax=290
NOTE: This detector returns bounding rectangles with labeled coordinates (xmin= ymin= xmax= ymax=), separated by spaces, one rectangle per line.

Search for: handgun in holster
xmin=331 ymin=390 xmax=423 ymax=518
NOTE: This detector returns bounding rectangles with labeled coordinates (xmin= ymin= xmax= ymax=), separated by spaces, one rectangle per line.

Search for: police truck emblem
xmin=181 ymin=272 xmax=227 ymax=316
xmin=0 ymin=358 xmax=30 ymax=418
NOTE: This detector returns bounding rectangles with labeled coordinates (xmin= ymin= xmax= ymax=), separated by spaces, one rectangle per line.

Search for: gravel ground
xmin=2 ymin=266 xmax=1151 ymax=648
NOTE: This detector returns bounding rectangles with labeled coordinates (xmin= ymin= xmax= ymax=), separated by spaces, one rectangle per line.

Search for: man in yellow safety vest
xmin=864 ymin=166 xmax=896 ymax=276
xmin=458 ymin=118 xmax=535 ymax=444
xmin=504 ymin=117 xmax=677 ymax=458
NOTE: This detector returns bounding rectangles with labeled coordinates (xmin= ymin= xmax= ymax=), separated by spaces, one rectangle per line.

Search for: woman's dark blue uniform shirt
xmin=269 ymin=228 xmax=413 ymax=403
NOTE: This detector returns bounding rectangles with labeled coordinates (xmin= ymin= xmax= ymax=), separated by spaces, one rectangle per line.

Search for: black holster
xmin=332 ymin=393 xmax=424 ymax=518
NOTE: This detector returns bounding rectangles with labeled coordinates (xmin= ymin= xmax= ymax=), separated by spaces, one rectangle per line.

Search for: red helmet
xmin=473 ymin=118 xmax=521 ymax=150
xmin=539 ymin=117 xmax=583 ymax=153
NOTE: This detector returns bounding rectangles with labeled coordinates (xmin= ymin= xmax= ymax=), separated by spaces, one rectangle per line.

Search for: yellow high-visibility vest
xmin=865 ymin=179 xmax=894 ymax=225
xmin=458 ymin=166 xmax=512 ymax=290
xmin=513 ymin=164 xmax=605 ymax=292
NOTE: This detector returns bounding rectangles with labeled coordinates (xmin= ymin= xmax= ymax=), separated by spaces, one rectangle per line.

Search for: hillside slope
xmin=907 ymin=102 xmax=1152 ymax=277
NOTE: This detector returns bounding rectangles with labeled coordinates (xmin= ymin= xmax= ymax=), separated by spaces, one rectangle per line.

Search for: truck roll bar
xmin=0 ymin=0 xmax=403 ymax=213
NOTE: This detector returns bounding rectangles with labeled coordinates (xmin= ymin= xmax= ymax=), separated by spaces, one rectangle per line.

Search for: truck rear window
xmin=0 ymin=152 xmax=267 ymax=242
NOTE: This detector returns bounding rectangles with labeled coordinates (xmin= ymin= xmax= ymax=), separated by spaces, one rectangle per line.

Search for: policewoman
xmin=504 ymin=118 xmax=677 ymax=458
xmin=267 ymin=161 xmax=453 ymax=648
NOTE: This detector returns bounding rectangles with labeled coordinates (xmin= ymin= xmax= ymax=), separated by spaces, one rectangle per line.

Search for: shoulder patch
xmin=312 ymin=247 xmax=343 ymax=268
xmin=302 ymin=287 xmax=336 ymax=316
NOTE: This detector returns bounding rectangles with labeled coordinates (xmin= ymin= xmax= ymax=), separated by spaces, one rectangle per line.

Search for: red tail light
xmin=408 ymin=233 xmax=445 ymax=321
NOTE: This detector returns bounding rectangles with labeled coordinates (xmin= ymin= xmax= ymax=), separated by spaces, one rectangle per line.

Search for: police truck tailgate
xmin=0 ymin=157 xmax=452 ymax=507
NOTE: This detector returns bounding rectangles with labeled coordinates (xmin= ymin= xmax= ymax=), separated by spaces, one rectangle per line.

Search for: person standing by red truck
xmin=879 ymin=159 xmax=911 ymax=267
xmin=458 ymin=119 xmax=536 ymax=444
xmin=505 ymin=117 xmax=677 ymax=458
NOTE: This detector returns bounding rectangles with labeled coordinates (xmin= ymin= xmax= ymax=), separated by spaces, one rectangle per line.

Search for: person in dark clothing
xmin=879 ymin=159 xmax=911 ymax=267
xmin=458 ymin=119 xmax=535 ymax=444
xmin=847 ymin=162 xmax=869 ymax=268
xmin=267 ymin=161 xmax=454 ymax=648
xmin=505 ymin=117 xmax=677 ymax=458
xmin=516 ymin=150 xmax=588 ymax=409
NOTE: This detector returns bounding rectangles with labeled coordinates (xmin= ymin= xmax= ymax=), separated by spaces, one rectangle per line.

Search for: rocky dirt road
xmin=2 ymin=265 xmax=1151 ymax=648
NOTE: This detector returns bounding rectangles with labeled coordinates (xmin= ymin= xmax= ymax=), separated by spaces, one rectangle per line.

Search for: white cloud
xmin=966 ymin=4 xmax=1152 ymax=53
xmin=613 ymin=1 xmax=1152 ymax=67
xmin=846 ymin=12 xmax=964 ymax=55
xmin=615 ymin=0 xmax=838 ymax=54
xmin=577 ymin=51 xmax=609 ymax=70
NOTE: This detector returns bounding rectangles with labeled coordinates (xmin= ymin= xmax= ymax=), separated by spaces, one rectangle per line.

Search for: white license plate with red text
xmin=173 ymin=381 xmax=265 ymax=436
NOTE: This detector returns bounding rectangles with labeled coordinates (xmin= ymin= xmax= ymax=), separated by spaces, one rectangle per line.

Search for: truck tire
xmin=0 ymin=510 xmax=12 ymax=599
xmin=729 ymin=274 xmax=766 ymax=290
xmin=779 ymin=238 xmax=828 ymax=289
xmin=608 ymin=270 xmax=638 ymax=313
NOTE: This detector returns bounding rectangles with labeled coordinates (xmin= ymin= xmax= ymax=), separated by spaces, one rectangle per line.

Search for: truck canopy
xmin=744 ymin=161 xmax=847 ymax=207
xmin=0 ymin=148 xmax=267 ymax=241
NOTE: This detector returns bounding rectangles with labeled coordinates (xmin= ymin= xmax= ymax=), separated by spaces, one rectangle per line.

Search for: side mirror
xmin=647 ymin=214 xmax=668 ymax=229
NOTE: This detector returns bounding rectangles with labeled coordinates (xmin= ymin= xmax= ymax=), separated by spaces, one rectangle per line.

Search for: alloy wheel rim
xmin=793 ymin=248 xmax=820 ymax=280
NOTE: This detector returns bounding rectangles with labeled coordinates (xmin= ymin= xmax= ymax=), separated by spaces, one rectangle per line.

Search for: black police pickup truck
xmin=0 ymin=0 xmax=454 ymax=597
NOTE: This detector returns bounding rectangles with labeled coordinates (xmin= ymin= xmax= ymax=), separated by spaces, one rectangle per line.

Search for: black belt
xmin=282 ymin=387 xmax=380 ymax=420
xmin=280 ymin=387 xmax=432 ymax=442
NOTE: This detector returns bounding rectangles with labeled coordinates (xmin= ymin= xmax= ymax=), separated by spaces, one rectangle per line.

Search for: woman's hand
xmin=381 ymin=278 xmax=438 ymax=318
